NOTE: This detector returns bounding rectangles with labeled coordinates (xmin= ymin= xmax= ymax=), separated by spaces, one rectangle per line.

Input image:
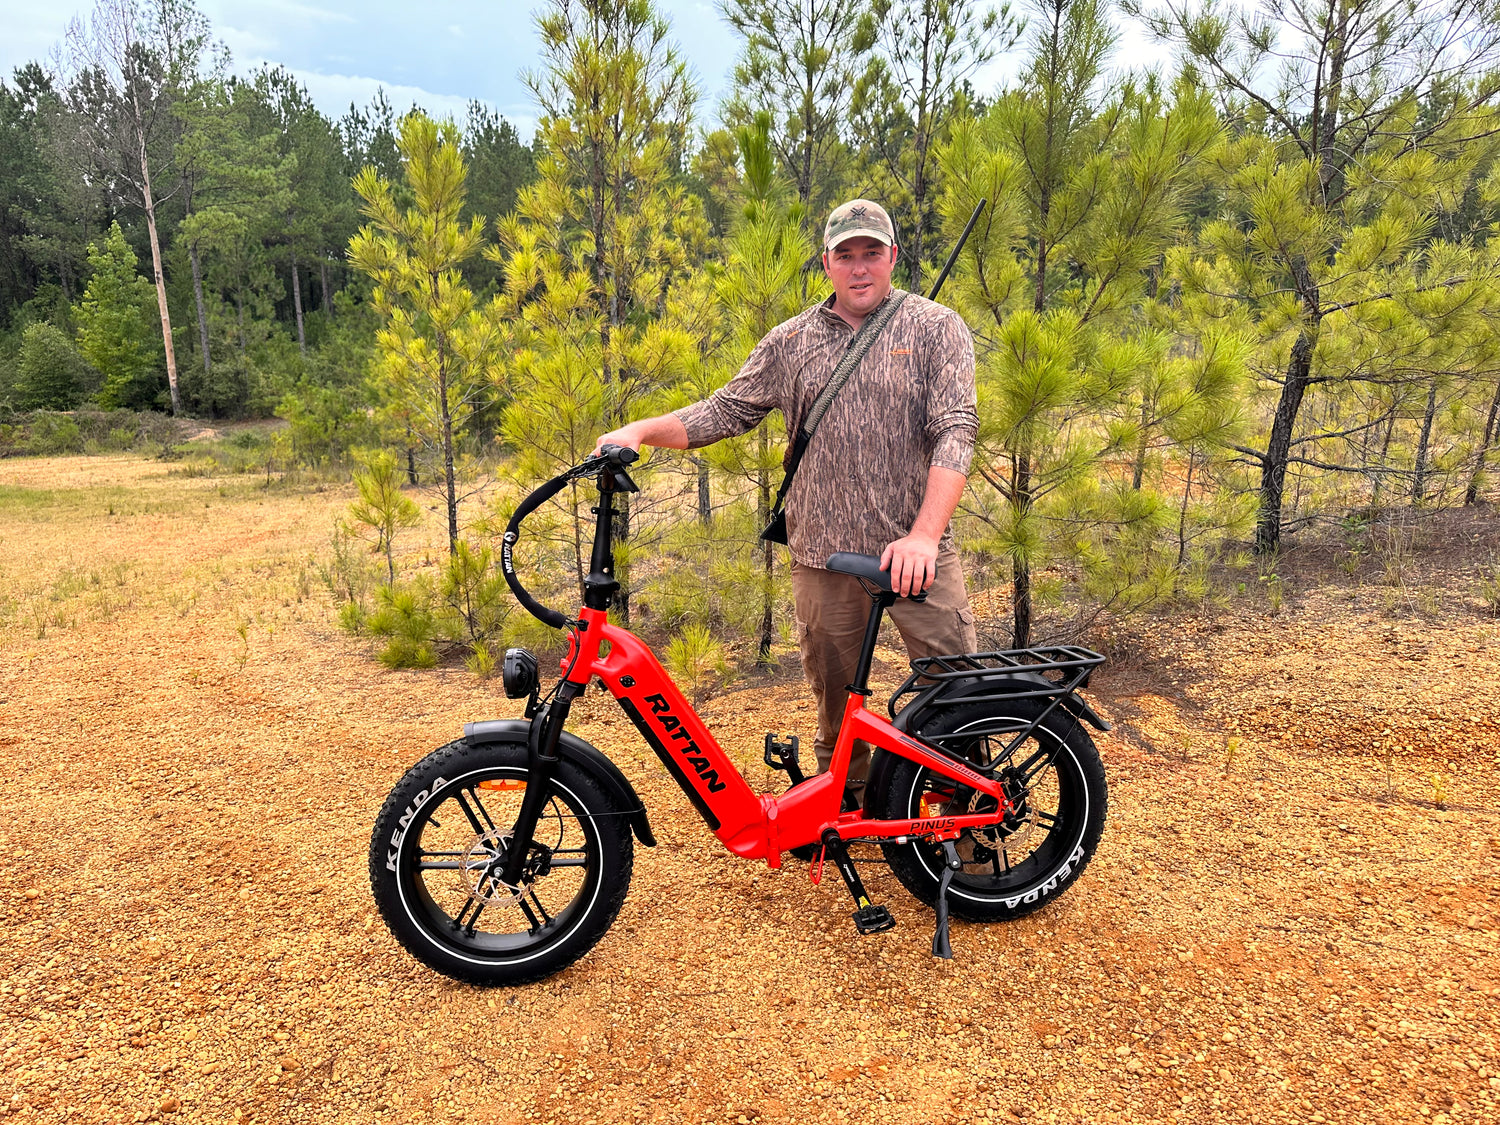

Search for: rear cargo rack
xmin=889 ymin=646 xmax=1105 ymax=719
xmin=888 ymin=646 xmax=1106 ymax=773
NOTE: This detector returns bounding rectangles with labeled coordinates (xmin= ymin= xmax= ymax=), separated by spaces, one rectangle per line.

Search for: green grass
xmin=0 ymin=482 xmax=143 ymax=517
xmin=0 ymin=484 xmax=62 ymax=509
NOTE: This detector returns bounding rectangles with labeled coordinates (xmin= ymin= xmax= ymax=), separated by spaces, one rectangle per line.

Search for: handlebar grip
xmin=500 ymin=474 xmax=572 ymax=631
xmin=598 ymin=443 xmax=638 ymax=466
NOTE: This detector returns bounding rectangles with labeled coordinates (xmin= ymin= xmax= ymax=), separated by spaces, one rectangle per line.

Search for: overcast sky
xmin=1 ymin=1 xmax=1174 ymax=136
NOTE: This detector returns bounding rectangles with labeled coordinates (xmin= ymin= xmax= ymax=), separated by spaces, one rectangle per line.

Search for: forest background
xmin=3 ymin=0 xmax=1500 ymax=684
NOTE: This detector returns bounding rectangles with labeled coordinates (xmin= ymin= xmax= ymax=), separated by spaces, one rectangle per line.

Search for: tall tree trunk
xmin=1013 ymin=452 xmax=1032 ymax=648
xmin=1256 ymin=329 xmax=1316 ymax=554
xmin=1007 ymin=167 xmax=1055 ymax=646
xmin=800 ymin=63 xmax=815 ymax=214
xmin=1372 ymin=406 xmax=1397 ymax=508
xmin=434 ymin=307 xmax=458 ymax=553
xmin=1465 ymin=378 xmax=1500 ymax=505
xmin=571 ymin=481 xmax=587 ymax=603
xmin=757 ymin=426 xmax=774 ymax=663
xmin=1177 ymin=446 xmax=1196 ymax=567
xmin=1411 ymin=379 xmax=1439 ymax=504
xmin=137 ymin=131 xmax=179 ymax=415
xmin=290 ymin=251 xmax=306 ymax=355
xmin=1256 ymin=259 xmax=1321 ymax=555
xmin=1131 ymin=398 xmax=1151 ymax=489
xmin=189 ymin=240 xmax=210 ymax=379
xmin=320 ymin=258 xmax=334 ymax=318
xmin=696 ymin=457 xmax=711 ymax=525
xmin=907 ymin=12 xmax=935 ymax=290
xmin=909 ymin=107 xmax=929 ymax=289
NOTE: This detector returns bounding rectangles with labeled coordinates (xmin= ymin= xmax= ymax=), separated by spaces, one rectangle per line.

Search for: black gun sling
xmin=760 ymin=291 xmax=909 ymax=544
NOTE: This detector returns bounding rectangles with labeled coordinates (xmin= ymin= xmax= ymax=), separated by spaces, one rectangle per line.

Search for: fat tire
xmin=368 ymin=738 xmax=633 ymax=986
xmin=876 ymin=700 xmax=1106 ymax=922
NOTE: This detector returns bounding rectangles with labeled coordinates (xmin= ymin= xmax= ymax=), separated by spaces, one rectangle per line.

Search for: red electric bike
xmin=369 ymin=446 xmax=1110 ymax=985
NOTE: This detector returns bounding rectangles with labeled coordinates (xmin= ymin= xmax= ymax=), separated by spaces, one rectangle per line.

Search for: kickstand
xmin=932 ymin=840 xmax=963 ymax=959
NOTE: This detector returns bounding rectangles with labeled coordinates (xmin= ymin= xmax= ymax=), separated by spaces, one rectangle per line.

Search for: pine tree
xmin=75 ymin=220 xmax=163 ymax=409
xmin=854 ymin=0 xmax=1023 ymax=288
xmin=249 ymin=66 xmax=352 ymax=358
xmin=488 ymin=0 xmax=706 ymax=623
xmin=349 ymin=112 xmax=501 ymax=553
xmin=1 ymin=65 xmax=101 ymax=312
xmin=719 ymin=0 xmax=879 ymax=221
xmin=62 ymin=0 xmax=218 ymax=415
xmin=347 ymin=449 xmax=422 ymax=587
xmin=173 ymin=72 xmax=291 ymax=411
xmin=710 ymin=112 xmax=824 ymax=659
xmin=1131 ymin=0 xmax=1500 ymax=551
xmin=938 ymin=0 xmax=1229 ymax=645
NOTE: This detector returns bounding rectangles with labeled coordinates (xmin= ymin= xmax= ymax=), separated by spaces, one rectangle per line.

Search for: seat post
xmin=849 ymin=592 xmax=897 ymax=696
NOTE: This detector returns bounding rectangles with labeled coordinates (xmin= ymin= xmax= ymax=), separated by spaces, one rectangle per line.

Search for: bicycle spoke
xmin=517 ymin=897 xmax=543 ymax=934
xmin=541 ymin=843 xmax=587 ymax=869
xmin=1017 ymin=746 xmax=1058 ymax=787
xmin=418 ymin=859 xmax=465 ymax=871
xmin=453 ymin=895 xmax=486 ymax=934
xmin=454 ymin=788 xmax=497 ymax=835
xmin=527 ymin=886 xmax=554 ymax=927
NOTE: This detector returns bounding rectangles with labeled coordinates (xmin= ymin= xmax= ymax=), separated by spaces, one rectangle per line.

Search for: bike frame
xmin=560 ymin=609 xmax=1011 ymax=867
xmin=501 ymin=449 xmax=1014 ymax=875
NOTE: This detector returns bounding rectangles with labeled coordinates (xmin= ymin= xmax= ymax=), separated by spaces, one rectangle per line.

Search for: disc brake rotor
xmin=976 ymin=802 xmax=1038 ymax=862
xmin=459 ymin=829 xmax=526 ymax=906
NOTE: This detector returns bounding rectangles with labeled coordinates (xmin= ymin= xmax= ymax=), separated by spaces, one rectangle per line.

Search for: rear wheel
xmin=876 ymin=700 xmax=1106 ymax=922
xmin=369 ymin=739 xmax=633 ymax=986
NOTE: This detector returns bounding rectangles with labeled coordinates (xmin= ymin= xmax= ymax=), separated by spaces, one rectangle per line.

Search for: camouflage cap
xmin=823 ymin=199 xmax=896 ymax=252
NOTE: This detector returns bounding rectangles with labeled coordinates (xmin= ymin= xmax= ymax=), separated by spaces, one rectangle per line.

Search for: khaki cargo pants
xmin=791 ymin=542 xmax=978 ymax=794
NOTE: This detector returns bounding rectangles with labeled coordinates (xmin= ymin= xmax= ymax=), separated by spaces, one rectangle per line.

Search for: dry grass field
xmin=1 ymin=452 xmax=1498 ymax=1125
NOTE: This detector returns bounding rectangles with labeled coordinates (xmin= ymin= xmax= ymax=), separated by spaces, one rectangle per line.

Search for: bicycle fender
xmin=893 ymin=672 xmax=1112 ymax=734
xmin=462 ymin=719 xmax=657 ymax=847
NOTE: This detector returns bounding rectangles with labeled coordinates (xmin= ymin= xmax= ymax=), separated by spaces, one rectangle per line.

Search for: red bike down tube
xmin=559 ymin=608 xmax=1012 ymax=866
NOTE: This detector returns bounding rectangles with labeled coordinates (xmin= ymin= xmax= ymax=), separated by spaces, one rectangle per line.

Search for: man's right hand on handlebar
xmin=593 ymin=414 xmax=690 ymax=456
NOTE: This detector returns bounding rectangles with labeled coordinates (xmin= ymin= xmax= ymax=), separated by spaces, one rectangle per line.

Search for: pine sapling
xmin=347 ymin=450 xmax=422 ymax=588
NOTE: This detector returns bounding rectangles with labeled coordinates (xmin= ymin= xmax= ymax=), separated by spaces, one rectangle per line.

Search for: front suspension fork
xmin=498 ymin=680 xmax=583 ymax=887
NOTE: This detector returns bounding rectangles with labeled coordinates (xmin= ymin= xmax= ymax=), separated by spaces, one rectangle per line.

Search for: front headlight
xmin=501 ymin=647 xmax=539 ymax=700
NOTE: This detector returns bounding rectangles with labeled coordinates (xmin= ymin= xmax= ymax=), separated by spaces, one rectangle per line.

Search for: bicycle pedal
xmin=763 ymin=732 xmax=805 ymax=785
xmin=852 ymin=903 xmax=896 ymax=936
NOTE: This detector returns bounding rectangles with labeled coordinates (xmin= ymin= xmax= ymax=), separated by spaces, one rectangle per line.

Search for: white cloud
xmin=208 ymin=0 xmax=354 ymax=29
xmin=215 ymin=22 xmax=280 ymax=61
xmin=242 ymin=59 xmax=537 ymax=136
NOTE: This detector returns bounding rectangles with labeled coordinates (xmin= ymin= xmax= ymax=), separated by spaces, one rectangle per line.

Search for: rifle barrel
xmin=926 ymin=199 xmax=987 ymax=302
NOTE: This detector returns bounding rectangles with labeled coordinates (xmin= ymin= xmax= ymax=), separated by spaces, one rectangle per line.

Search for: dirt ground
xmin=1 ymin=453 xmax=1497 ymax=1125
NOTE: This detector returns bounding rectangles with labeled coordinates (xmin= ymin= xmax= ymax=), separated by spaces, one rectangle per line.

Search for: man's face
xmin=823 ymin=236 xmax=898 ymax=319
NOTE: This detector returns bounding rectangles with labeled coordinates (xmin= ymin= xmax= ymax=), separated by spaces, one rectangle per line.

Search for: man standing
xmin=596 ymin=199 xmax=978 ymax=794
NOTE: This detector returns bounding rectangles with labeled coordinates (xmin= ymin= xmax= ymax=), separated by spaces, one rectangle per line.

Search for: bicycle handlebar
xmin=500 ymin=444 xmax=638 ymax=630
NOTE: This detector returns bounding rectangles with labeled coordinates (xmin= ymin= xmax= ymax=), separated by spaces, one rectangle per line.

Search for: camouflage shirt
xmin=674 ymin=289 xmax=978 ymax=570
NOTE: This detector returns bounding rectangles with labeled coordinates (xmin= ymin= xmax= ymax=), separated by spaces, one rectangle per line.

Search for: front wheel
xmin=875 ymin=699 xmax=1106 ymax=922
xmin=369 ymin=738 xmax=633 ymax=986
